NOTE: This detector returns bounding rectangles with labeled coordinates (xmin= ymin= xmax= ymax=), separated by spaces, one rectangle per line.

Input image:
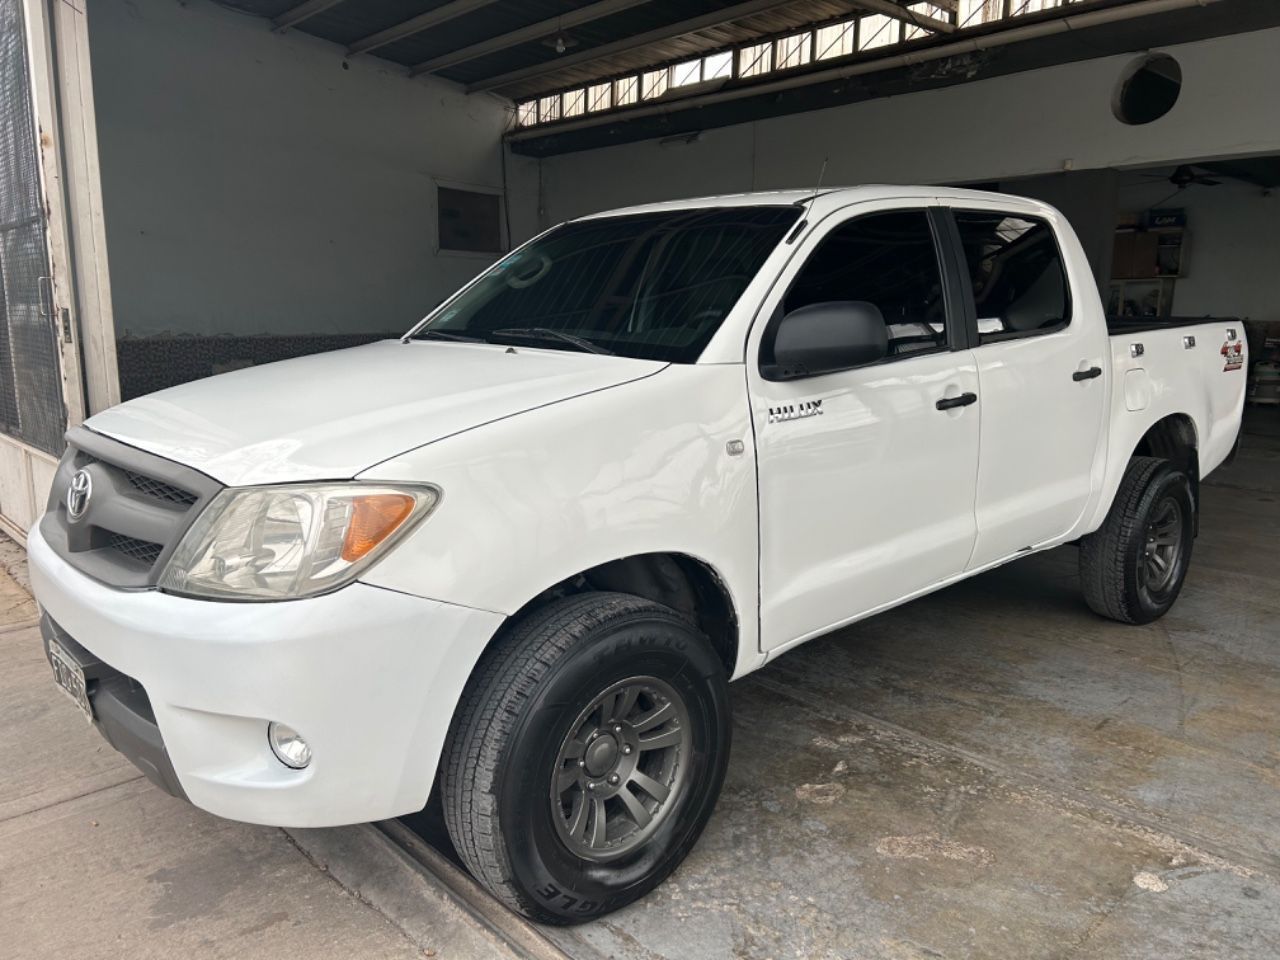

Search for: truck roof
xmin=575 ymin=185 xmax=1053 ymax=221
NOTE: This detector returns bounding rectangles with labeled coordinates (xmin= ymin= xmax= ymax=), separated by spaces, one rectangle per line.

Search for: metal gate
xmin=0 ymin=0 xmax=66 ymax=456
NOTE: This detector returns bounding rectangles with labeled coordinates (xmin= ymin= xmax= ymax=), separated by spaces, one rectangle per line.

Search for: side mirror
xmin=767 ymin=301 xmax=888 ymax=380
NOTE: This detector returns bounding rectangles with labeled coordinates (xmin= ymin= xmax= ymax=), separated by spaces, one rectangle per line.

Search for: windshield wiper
xmin=410 ymin=329 xmax=488 ymax=344
xmin=487 ymin=327 xmax=614 ymax=356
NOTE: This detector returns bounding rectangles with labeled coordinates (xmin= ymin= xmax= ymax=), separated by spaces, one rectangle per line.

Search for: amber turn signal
xmin=342 ymin=493 xmax=417 ymax=562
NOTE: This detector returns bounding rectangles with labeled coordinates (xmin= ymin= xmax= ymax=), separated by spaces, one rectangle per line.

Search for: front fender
xmin=357 ymin=364 xmax=761 ymax=672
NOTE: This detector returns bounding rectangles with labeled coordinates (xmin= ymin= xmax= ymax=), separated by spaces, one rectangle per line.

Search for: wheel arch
xmin=488 ymin=552 xmax=742 ymax=680
xmin=1132 ymin=412 xmax=1200 ymax=516
xmin=1084 ymin=410 xmax=1202 ymax=538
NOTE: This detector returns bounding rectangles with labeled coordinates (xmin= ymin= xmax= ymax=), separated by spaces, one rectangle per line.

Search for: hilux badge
xmin=66 ymin=469 xmax=92 ymax=522
xmin=768 ymin=399 xmax=824 ymax=424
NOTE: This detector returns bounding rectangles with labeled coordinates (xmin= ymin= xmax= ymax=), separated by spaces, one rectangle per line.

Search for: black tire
xmin=1079 ymin=456 xmax=1195 ymax=624
xmin=440 ymin=592 xmax=731 ymax=924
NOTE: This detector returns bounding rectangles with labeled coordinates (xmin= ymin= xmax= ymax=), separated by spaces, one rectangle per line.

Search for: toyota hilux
xmin=30 ymin=186 xmax=1246 ymax=922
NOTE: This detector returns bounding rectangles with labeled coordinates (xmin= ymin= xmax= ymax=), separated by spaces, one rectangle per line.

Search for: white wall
xmin=89 ymin=0 xmax=527 ymax=338
xmin=1115 ymin=172 xmax=1280 ymax=325
xmin=534 ymin=27 xmax=1280 ymax=225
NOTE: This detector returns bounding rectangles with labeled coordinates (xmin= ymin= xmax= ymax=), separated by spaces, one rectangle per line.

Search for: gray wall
xmin=90 ymin=0 xmax=525 ymax=341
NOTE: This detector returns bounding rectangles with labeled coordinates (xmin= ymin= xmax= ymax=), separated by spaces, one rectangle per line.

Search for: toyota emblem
xmin=66 ymin=469 xmax=93 ymax=522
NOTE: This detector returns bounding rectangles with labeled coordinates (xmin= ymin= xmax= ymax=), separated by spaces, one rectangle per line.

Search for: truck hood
xmin=88 ymin=340 xmax=666 ymax=486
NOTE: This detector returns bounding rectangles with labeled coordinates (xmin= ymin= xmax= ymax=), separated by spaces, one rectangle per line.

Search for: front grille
xmin=108 ymin=534 xmax=164 ymax=567
xmin=124 ymin=470 xmax=198 ymax=506
xmin=40 ymin=426 xmax=223 ymax=589
xmin=76 ymin=452 xmax=199 ymax=507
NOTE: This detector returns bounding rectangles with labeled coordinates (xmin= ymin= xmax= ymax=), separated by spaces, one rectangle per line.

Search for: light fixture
xmin=541 ymin=32 xmax=577 ymax=54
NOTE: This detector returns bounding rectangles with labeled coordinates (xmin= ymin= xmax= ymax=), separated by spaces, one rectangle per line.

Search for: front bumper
xmin=41 ymin=616 xmax=188 ymax=800
xmin=28 ymin=524 xmax=505 ymax=827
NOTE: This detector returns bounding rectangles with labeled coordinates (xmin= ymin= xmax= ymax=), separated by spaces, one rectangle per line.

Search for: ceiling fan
xmin=1152 ymin=164 xmax=1223 ymax=189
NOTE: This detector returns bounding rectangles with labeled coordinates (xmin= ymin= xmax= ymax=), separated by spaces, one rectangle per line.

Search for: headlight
xmin=159 ymin=484 xmax=439 ymax=601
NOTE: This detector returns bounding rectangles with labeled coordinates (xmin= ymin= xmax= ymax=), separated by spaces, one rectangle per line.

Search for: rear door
xmin=940 ymin=203 xmax=1109 ymax=570
xmin=749 ymin=201 xmax=981 ymax=652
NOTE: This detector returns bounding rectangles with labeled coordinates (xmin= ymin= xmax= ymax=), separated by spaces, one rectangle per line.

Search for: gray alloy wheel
xmin=550 ymin=676 xmax=691 ymax=861
xmin=1139 ymin=496 xmax=1184 ymax=594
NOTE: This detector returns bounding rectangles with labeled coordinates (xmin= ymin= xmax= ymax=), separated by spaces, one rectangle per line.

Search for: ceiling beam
xmin=408 ymin=0 xmax=655 ymax=77
xmin=273 ymin=0 xmax=345 ymax=32
xmin=466 ymin=0 xmax=801 ymax=93
xmin=348 ymin=0 xmax=505 ymax=56
xmin=849 ymin=0 xmax=955 ymax=33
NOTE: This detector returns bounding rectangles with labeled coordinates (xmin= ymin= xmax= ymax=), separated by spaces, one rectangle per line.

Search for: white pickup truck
xmin=31 ymin=186 xmax=1245 ymax=923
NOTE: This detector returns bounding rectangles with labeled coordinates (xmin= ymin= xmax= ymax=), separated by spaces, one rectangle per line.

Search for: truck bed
xmin=1101 ymin=315 xmax=1247 ymax=502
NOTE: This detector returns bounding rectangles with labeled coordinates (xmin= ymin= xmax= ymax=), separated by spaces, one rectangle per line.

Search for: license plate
xmin=49 ymin=639 xmax=93 ymax=723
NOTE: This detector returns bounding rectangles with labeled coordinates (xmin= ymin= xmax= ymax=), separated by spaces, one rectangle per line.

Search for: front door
xmin=749 ymin=203 xmax=981 ymax=652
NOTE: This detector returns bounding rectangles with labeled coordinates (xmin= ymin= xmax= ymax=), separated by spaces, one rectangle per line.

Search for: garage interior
xmin=2 ymin=0 xmax=1279 ymax=957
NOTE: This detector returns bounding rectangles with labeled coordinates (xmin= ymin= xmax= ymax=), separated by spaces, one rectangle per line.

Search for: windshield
xmin=411 ymin=206 xmax=800 ymax=362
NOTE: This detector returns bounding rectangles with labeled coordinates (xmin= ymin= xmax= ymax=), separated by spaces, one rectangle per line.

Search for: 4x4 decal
xmin=1222 ymin=337 xmax=1244 ymax=372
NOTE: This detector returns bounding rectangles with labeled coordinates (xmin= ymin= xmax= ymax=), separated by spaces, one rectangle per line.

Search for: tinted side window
xmin=783 ymin=210 xmax=948 ymax=359
xmin=953 ymin=212 xmax=1070 ymax=342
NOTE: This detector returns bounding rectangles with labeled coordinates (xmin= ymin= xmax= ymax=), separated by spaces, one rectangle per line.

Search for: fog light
xmin=268 ymin=721 xmax=312 ymax=769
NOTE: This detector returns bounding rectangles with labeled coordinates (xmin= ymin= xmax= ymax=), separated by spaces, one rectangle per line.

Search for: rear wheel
xmin=1079 ymin=456 xmax=1195 ymax=624
xmin=440 ymin=592 xmax=731 ymax=924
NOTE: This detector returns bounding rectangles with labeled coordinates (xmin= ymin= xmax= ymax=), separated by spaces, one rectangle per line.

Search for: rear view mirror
xmin=767 ymin=301 xmax=888 ymax=380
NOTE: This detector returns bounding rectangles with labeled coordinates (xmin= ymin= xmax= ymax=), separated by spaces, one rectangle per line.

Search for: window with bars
xmin=510 ymin=2 xmax=1095 ymax=128
xmin=958 ymin=0 xmax=1006 ymax=26
xmin=705 ymin=51 xmax=733 ymax=80
xmin=738 ymin=42 xmax=773 ymax=78
xmin=642 ymin=68 xmax=669 ymax=100
xmin=671 ymin=59 xmax=702 ymax=88
xmin=615 ymin=76 xmax=638 ymax=106
xmin=815 ymin=20 xmax=856 ymax=60
xmin=775 ymin=32 xmax=812 ymax=70
xmin=588 ymin=82 xmax=612 ymax=111
xmin=859 ymin=13 xmax=897 ymax=49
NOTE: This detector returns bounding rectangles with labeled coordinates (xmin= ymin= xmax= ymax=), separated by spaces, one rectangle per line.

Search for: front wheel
xmin=440 ymin=593 xmax=731 ymax=924
xmin=1079 ymin=456 xmax=1195 ymax=624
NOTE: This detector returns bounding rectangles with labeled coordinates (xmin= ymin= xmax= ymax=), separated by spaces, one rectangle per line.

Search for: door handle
xmin=1072 ymin=366 xmax=1103 ymax=382
xmin=936 ymin=392 xmax=977 ymax=411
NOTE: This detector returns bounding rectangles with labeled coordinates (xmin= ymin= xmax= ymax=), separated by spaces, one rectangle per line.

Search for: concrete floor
xmin=0 ymin=542 xmax=514 ymax=959
xmin=3 ymin=416 xmax=1278 ymax=959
